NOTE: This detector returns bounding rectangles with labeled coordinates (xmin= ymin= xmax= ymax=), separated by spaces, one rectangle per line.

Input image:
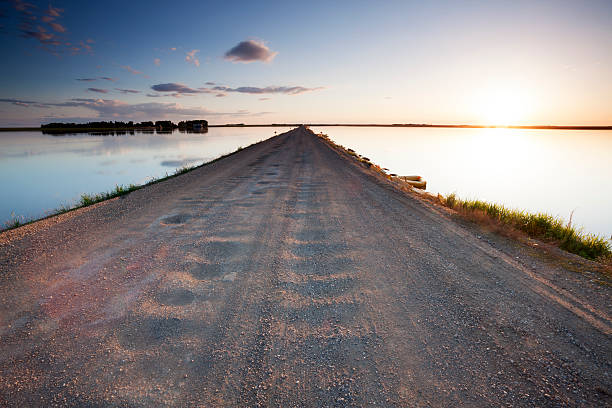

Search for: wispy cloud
xmin=212 ymin=85 xmax=323 ymax=95
xmin=46 ymin=5 xmax=63 ymax=18
xmin=151 ymin=83 xmax=203 ymax=94
xmin=87 ymin=88 xmax=109 ymax=94
xmin=49 ymin=22 xmax=66 ymax=33
xmin=121 ymin=65 xmax=147 ymax=77
xmin=21 ymin=25 xmax=58 ymax=44
xmin=149 ymin=82 xmax=323 ymax=97
xmin=185 ymin=49 xmax=200 ymax=67
xmin=6 ymin=2 xmax=93 ymax=55
xmin=224 ymin=39 xmax=277 ymax=63
xmin=154 ymin=58 xmax=161 ymax=66
xmin=115 ymin=88 xmax=140 ymax=94
xmin=79 ymin=39 xmax=92 ymax=53
xmin=0 ymin=97 xmax=251 ymax=118
xmin=76 ymin=76 xmax=115 ymax=82
xmin=0 ymin=97 xmax=50 ymax=108
xmin=2 ymin=97 xmax=272 ymax=126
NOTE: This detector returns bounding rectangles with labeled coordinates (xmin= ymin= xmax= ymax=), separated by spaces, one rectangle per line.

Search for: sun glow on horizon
xmin=473 ymin=86 xmax=534 ymax=126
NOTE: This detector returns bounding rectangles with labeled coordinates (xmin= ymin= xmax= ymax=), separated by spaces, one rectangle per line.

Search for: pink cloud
xmin=122 ymin=65 xmax=144 ymax=76
xmin=46 ymin=6 xmax=63 ymax=18
xmin=185 ymin=49 xmax=200 ymax=67
xmin=49 ymin=22 xmax=66 ymax=33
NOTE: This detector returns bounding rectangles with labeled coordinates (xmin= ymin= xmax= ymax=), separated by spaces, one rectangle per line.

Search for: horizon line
xmin=1 ymin=123 xmax=611 ymax=131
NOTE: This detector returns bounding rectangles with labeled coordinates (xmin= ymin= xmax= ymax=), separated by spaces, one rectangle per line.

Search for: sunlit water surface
xmin=313 ymin=127 xmax=612 ymax=239
xmin=0 ymin=127 xmax=290 ymax=226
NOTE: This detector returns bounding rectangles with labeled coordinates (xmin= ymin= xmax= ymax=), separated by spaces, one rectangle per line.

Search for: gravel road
xmin=0 ymin=126 xmax=610 ymax=407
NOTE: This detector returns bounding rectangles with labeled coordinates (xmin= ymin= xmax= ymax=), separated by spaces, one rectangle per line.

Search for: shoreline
xmin=3 ymin=126 xmax=609 ymax=263
xmin=2 ymin=123 xmax=612 ymax=132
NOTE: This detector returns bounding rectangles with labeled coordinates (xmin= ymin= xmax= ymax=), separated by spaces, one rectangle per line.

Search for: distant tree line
xmin=41 ymin=119 xmax=208 ymax=130
xmin=42 ymin=121 xmax=154 ymax=129
xmin=177 ymin=120 xmax=208 ymax=130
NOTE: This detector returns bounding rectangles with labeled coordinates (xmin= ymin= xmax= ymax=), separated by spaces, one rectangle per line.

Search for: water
xmin=1 ymin=126 xmax=610 ymax=239
xmin=0 ymin=127 xmax=290 ymax=226
xmin=313 ymin=127 xmax=612 ymax=239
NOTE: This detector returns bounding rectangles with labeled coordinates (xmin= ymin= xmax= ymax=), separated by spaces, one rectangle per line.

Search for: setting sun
xmin=473 ymin=86 xmax=533 ymax=126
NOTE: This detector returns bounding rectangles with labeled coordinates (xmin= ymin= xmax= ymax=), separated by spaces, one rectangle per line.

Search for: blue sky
xmin=1 ymin=0 xmax=611 ymax=126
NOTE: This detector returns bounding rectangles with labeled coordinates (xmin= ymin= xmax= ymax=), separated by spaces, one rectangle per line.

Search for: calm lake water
xmin=0 ymin=127 xmax=290 ymax=226
xmin=0 ymin=126 xmax=610 ymax=240
xmin=313 ymin=127 xmax=612 ymax=240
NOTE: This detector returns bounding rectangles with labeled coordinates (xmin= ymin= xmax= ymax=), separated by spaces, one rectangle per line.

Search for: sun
xmin=475 ymin=86 xmax=532 ymax=126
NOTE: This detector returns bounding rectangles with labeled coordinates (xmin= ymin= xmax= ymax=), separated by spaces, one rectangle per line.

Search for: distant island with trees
xmin=39 ymin=119 xmax=209 ymax=133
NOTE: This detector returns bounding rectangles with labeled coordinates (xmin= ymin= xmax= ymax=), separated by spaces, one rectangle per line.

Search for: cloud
xmin=12 ymin=0 xmax=36 ymax=13
xmin=154 ymin=58 xmax=160 ymax=66
xmin=49 ymin=22 xmax=66 ymax=33
xmin=224 ymin=39 xmax=277 ymax=63
xmin=79 ymin=40 xmax=92 ymax=53
xmin=170 ymin=47 xmax=176 ymax=51
xmin=0 ymin=97 xmax=50 ymax=108
xmin=87 ymin=88 xmax=109 ymax=94
xmin=205 ymin=81 xmax=216 ymax=86
xmin=115 ymin=88 xmax=140 ymax=94
xmin=22 ymin=25 xmax=57 ymax=44
xmin=122 ymin=65 xmax=145 ymax=76
xmin=46 ymin=5 xmax=63 ymax=18
xmin=259 ymin=97 xmax=271 ymax=101
xmin=76 ymin=77 xmax=115 ymax=82
xmin=146 ymin=93 xmax=162 ymax=98
xmin=151 ymin=83 xmax=203 ymax=94
xmin=7 ymin=2 xmax=92 ymax=55
xmin=1 ymin=97 xmax=271 ymax=125
xmin=185 ymin=49 xmax=200 ymax=67
xmin=212 ymin=85 xmax=323 ymax=95
xmin=53 ymin=98 xmax=246 ymax=118
xmin=149 ymin=82 xmax=323 ymax=97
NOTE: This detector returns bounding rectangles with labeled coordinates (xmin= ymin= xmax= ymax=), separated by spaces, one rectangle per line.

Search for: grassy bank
xmin=440 ymin=194 xmax=610 ymax=261
xmin=313 ymin=129 xmax=610 ymax=262
xmin=1 ymin=142 xmax=254 ymax=232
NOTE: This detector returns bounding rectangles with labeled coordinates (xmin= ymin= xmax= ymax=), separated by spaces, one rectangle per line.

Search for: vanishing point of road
xmin=1 ymin=126 xmax=610 ymax=407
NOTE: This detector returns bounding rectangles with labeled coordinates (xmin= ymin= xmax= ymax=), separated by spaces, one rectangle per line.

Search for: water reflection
xmin=313 ymin=126 xmax=612 ymax=238
xmin=0 ymin=127 xmax=290 ymax=226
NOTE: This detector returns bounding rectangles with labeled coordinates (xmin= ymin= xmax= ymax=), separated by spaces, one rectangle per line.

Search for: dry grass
xmin=441 ymin=193 xmax=611 ymax=261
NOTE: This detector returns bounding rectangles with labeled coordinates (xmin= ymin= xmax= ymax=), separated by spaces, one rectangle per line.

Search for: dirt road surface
xmin=1 ymin=126 xmax=610 ymax=407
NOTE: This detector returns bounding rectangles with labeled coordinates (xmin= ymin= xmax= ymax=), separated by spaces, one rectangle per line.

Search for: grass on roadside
xmin=441 ymin=193 xmax=611 ymax=261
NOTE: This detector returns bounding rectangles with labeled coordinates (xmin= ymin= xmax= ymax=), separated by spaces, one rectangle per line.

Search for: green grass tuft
xmin=78 ymin=184 xmax=140 ymax=207
xmin=441 ymin=193 xmax=611 ymax=260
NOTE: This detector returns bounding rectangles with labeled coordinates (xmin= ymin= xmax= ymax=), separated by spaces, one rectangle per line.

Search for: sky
xmin=0 ymin=0 xmax=611 ymax=126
